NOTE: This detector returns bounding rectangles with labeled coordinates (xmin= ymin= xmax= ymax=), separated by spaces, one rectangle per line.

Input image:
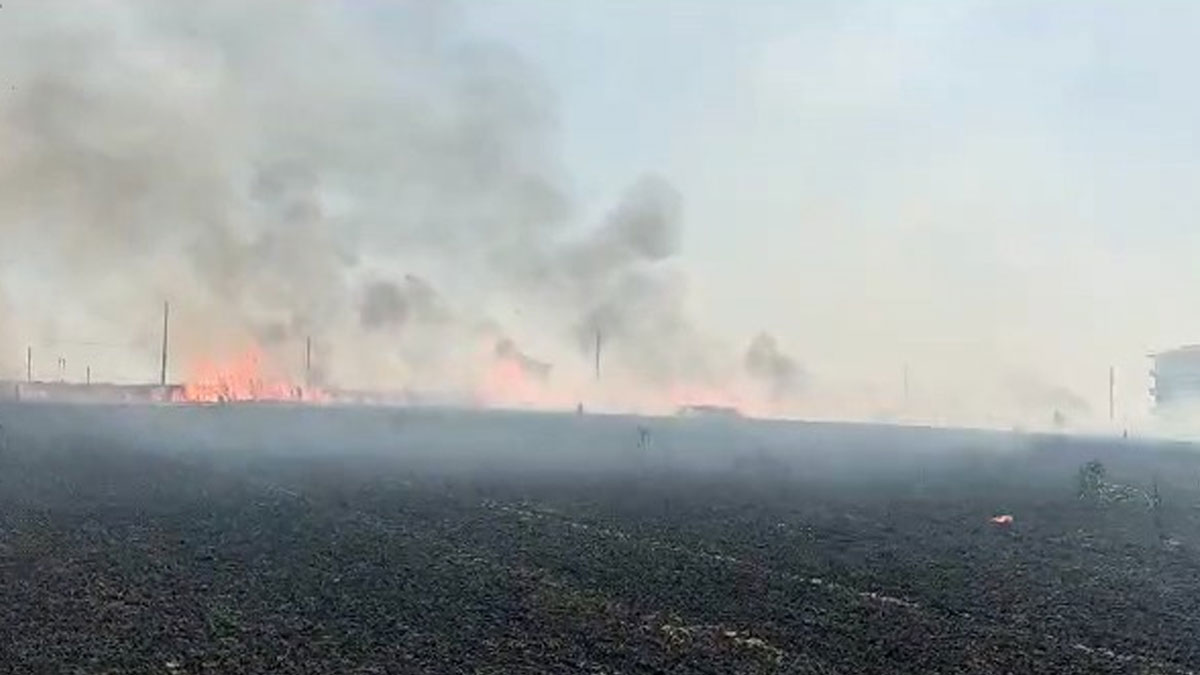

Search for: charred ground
xmin=1 ymin=404 xmax=1199 ymax=674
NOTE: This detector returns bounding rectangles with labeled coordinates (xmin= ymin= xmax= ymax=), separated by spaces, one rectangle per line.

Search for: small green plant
xmin=1077 ymin=460 xmax=1106 ymax=500
xmin=1077 ymin=460 xmax=1165 ymax=538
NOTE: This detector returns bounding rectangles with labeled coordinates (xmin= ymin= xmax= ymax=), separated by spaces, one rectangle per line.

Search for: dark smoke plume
xmin=360 ymin=275 xmax=446 ymax=331
xmin=494 ymin=337 xmax=552 ymax=380
xmin=562 ymin=175 xmax=682 ymax=285
xmin=0 ymin=1 xmax=567 ymax=380
xmin=745 ymin=332 xmax=803 ymax=398
xmin=549 ymin=176 xmax=719 ymax=383
xmin=0 ymin=1 xmax=730 ymax=396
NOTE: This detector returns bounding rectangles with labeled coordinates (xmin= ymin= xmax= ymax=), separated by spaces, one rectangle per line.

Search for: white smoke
xmin=0 ymin=0 xmax=772 ymax=407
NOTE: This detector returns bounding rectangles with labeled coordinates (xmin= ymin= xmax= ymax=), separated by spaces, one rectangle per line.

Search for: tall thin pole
xmin=159 ymin=301 xmax=170 ymax=386
xmin=594 ymin=330 xmax=602 ymax=380
xmin=1108 ymin=365 xmax=1115 ymax=422
xmin=86 ymin=366 xmax=91 ymax=386
xmin=305 ymin=336 xmax=312 ymax=389
xmin=25 ymin=346 xmax=31 ymax=383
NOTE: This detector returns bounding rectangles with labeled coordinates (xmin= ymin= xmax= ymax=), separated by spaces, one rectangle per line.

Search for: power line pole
xmin=1108 ymin=365 xmax=1115 ymax=422
xmin=594 ymin=330 xmax=602 ymax=380
xmin=159 ymin=301 xmax=170 ymax=386
xmin=25 ymin=346 xmax=31 ymax=383
xmin=305 ymin=336 xmax=312 ymax=389
xmin=86 ymin=366 xmax=91 ymax=386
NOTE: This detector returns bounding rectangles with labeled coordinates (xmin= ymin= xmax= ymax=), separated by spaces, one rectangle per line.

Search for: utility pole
xmin=1108 ymin=365 xmax=1115 ymax=422
xmin=58 ymin=356 xmax=65 ymax=382
xmin=86 ymin=366 xmax=91 ymax=386
xmin=305 ymin=336 xmax=312 ymax=389
xmin=159 ymin=301 xmax=170 ymax=386
xmin=25 ymin=346 xmax=31 ymax=383
xmin=594 ymin=330 xmax=602 ymax=380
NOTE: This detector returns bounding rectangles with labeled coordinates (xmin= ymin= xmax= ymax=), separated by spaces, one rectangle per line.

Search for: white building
xmin=1150 ymin=346 xmax=1200 ymax=409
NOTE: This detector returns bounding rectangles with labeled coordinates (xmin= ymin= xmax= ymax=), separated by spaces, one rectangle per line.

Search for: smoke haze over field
xmin=3 ymin=1 xmax=1200 ymax=428
xmin=0 ymin=0 xmax=780 ymax=411
xmin=464 ymin=1 xmax=1200 ymax=430
xmin=745 ymin=333 xmax=803 ymax=400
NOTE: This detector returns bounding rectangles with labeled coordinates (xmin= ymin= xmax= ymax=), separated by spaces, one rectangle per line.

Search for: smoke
xmin=563 ymin=175 xmax=683 ymax=282
xmin=0 ymin=1 xmax=560 ymax=385
xmin=494 ymin=337 xmax=552 ymax=381
xmin=360 ymin=275 xmax=446 ymax=331
xmin=0 ymin=1 xmax=781 ymax=409
xmin=0 ymin=0 xmax=1154 ymax=428
xmin=1003 ymin=374 xmax=1091 ymax=423
xmin=744 ymin=333 xmax=804 ymax=399
xmin=0 ymin=0 xmax=744 ymax=407
xmin=549 ymin=175 xmax=722 ymax=384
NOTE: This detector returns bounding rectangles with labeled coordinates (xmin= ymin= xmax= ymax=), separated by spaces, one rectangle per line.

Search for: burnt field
xmin=2 ymin=404 xmax=1200 ymax=673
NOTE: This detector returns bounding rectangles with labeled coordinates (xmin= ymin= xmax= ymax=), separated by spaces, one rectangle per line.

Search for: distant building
xmin=675 ymin=404 xmax=743 ymax=419
xmin=0 ymin=381 xmax=181 ymax=404
xmin=1150 ymin=346 xmax=1200 ymax=409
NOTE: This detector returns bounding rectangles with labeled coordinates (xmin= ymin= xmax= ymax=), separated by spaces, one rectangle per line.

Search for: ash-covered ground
xmin=2 ymin=404 xmax=1200 ymax=674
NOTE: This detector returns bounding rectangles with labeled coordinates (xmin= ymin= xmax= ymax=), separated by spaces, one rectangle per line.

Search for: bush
xmin=1077 ymin=460 xmax=1106 ymax=500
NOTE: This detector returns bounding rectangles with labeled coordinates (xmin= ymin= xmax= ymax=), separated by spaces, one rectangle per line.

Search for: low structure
xmin=1150 ymin=346 xmax=1200 ymax=410
xmin=0 ymin=381 xmax=182 ymax=404
xmin=676 ymin=404 xmax=743 ymax=419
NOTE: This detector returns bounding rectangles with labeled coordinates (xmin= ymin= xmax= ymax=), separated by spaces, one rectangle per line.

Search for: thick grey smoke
xmin=549 ymin=176 xmax=721 ymax=384
xmin=564 ymin=175 xmax=683 ymax=280
xmin=494 ymin=337 xmax=552 ymax=381
xmin=360 ymin=275 xmax=446 ymax=331
xmin=744 ymin=332 xmax=803 ymax=399
xmin=0 ymin=0 xmax=739 ymax=400
xmin=0 ymin=2 xmax=548 ymax=379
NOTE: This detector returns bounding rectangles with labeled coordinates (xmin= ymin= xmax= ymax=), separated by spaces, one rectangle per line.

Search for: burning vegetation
xmin=0 ymin=1 xmax=811 ymax=421
xmin=475 ymin=338 xmax=569 ymax=410
xmin=175 ymin=345 xmax=323 ymax=404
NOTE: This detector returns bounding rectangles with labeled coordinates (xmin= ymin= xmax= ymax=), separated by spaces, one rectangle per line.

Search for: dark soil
xmin=2 ymin=412 xmax=1200 ymax=673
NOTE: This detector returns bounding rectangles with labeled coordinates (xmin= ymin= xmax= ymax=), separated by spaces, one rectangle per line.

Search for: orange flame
xmin=175 ymin=344 xmax=325 ymax=404
xmin=476 ymin=346 xmax=574 ymax=410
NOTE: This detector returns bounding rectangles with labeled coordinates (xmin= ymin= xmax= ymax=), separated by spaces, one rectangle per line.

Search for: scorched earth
xmin=0 ymin=403 xmax=1198 ymax=674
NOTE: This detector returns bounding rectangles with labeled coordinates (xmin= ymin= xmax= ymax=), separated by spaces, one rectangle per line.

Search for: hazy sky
xmin=456 ymin=1 xmax=1200 ymax=425
xmin=3 ymin=1 xmax=1200 ymax=428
